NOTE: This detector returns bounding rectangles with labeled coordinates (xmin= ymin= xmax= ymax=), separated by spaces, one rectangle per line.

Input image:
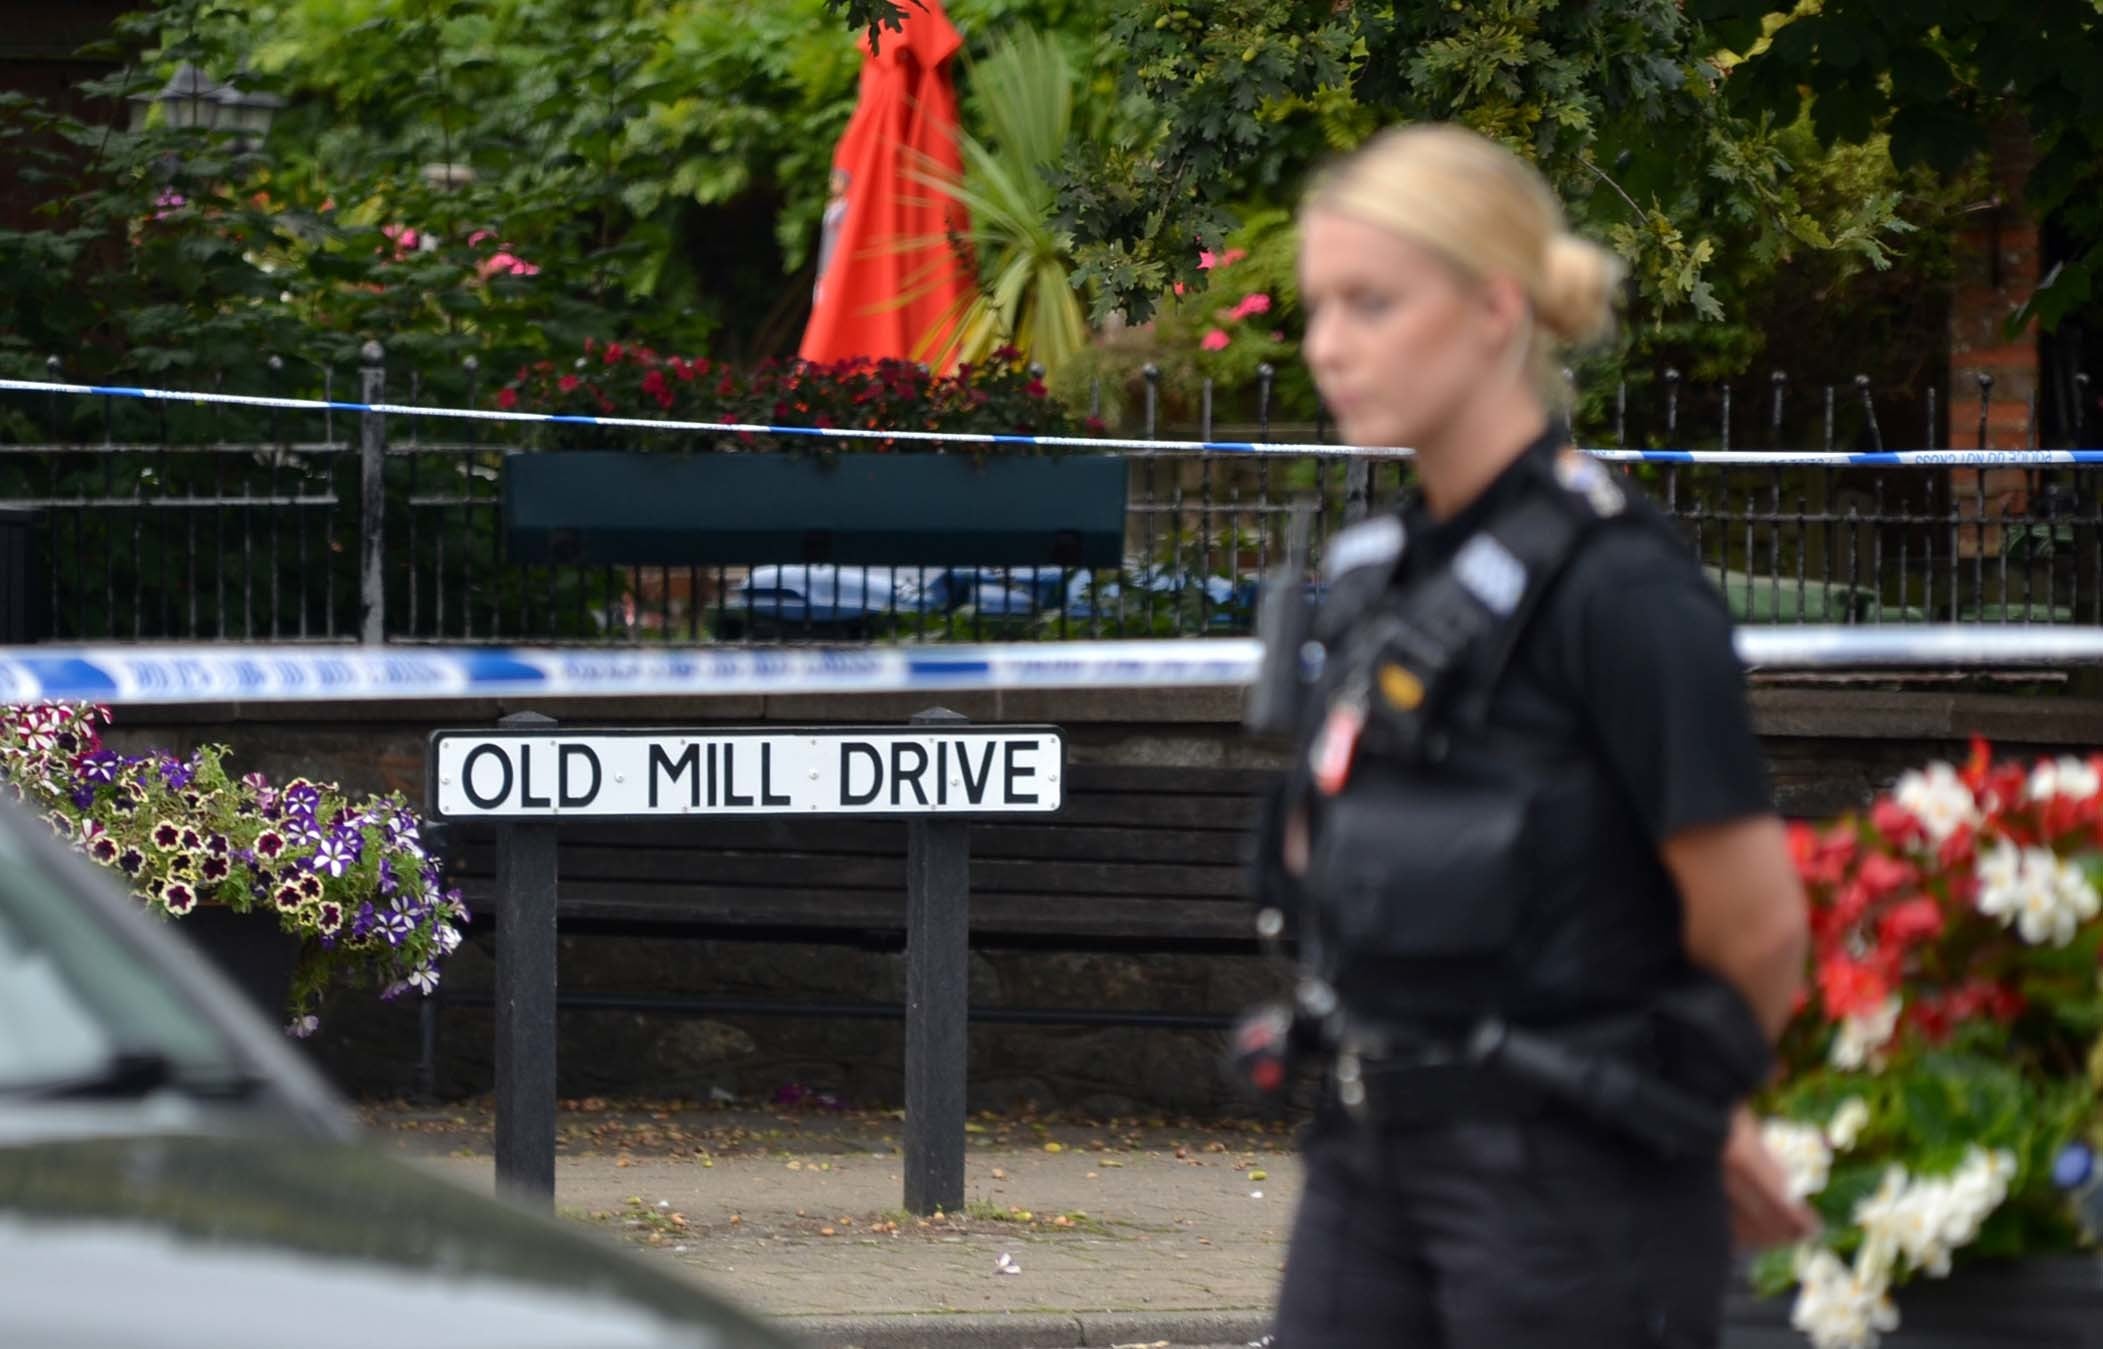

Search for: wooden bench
xmin=443 ymin=760 xmax=1263 ymax=951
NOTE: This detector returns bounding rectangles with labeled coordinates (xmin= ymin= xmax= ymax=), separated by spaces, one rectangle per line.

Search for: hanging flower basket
xmin=0 ymin=702 xmax=465 ymax=1036
xmin=1746 ymin=738 xmax=2103 ymax=1347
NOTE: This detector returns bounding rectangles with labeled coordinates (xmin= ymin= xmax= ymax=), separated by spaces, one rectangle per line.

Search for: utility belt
xmin=1231 ymin=988 xmax=1760 ymax=1163
xmin=1318 ymin=998 xmax=1756 ymax=1161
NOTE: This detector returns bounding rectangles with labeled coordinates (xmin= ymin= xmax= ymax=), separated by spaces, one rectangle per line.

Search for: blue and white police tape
xmin=2 ymin=376 xmax=2097 ymax=467
xmin=3 ymin=629 xmax=2101 ymax=707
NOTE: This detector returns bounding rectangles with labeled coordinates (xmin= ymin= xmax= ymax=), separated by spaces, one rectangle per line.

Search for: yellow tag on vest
xmin=1378 ymin=662 xmax=1425 ymax=711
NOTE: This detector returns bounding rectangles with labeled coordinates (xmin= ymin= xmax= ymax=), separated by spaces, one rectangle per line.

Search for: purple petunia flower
xmin=78 ymin=750 xmax=118 ymax=784
xmin=297 ymin=873 xmax=322 ymax=901
xmin=158 ymin=758 xmax=194 ymax=792
xmin=315 ymin=901 xmax=344 ymax=935
xmin=117 ymin=847 xmax=145 ymax=876
xmin=162 ymin=883 xmax=197 ymax=915
xmin=241 ymin=771 xmax=270 ymax=793
xmin=377 ymin=858 xmax=397 ymax=896
xmin=70 ymin=786 xmax=94 ymax=810
xmin=283 ymin=780 xmax=320 ymax=814
xmin=201 ymin=855 xmax=230 ymax=882
xmin=309 ymin=836 xmax=354 ymax=878
xmin=273 ymin=883 xmax=302 ymax=914
xmin=89 ymin=837 xmax=119 ymax=865
xmin=206 ymin=832 xmax=229 ymax=856
xmin=254 ymin=829 xmax=287 ymax=860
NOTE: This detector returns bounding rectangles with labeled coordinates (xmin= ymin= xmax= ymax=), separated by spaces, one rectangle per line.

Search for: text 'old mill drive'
xmin=428 ymin=726 xmax=1065 ymax=819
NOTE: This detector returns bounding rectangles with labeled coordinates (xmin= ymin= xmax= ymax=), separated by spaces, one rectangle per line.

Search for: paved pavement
xmin=360 ymin=1096 xmax=1301 ymax=1348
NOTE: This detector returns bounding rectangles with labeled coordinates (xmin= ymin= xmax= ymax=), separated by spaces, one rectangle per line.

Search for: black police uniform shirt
xmin=1379 ymin=426 xmax=1774 ymax=1024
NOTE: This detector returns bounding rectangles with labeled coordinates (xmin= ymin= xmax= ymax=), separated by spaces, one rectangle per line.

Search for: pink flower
xmin=1200 ymin=328 xmax=1231 ymax=352
xmin=1270 ymin=329 xmax=1286 ymax=342
xmin=478 ymin=251 xmax=540 ymax=279
xmin=1198 ymin=248 xmax=1247 ymax=271
xmin=467 ymin=228 xmax=496 ymax=247
xmin=1229 ymin=292 xmax=1273 ymax=320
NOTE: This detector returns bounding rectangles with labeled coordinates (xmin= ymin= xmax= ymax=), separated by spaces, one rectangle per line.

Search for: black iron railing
xmin=3 ymin=350 xmax=2096 ymax=643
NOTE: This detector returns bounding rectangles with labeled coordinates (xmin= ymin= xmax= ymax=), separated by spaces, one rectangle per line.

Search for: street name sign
xmin=428 ymin=725 xmax=1064 ymax=820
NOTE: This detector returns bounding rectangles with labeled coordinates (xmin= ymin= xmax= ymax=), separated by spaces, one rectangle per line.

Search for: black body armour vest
xmin=1281 ymin=438 xmax=1692 ymax=1035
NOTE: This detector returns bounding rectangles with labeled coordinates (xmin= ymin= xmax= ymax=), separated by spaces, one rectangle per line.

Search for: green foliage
xmin=1051 ymin=0 xmax=1938 ymax=359
xmin=895 ymin=27 xmax=1092 ymax=376
xmin=0 ymin=0 xmax=1133 ymax=382
xmin=1686 ymin=0 xmax=2103 ymax=334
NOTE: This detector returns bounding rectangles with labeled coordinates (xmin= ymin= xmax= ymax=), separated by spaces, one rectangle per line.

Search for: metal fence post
xmin=359 ymin=340 xmax=387 ymax=644
xmin=492 ymin=709 xmax=559 ymax=1205
xmin=904 ymin=705 xmax=971 ymax=1216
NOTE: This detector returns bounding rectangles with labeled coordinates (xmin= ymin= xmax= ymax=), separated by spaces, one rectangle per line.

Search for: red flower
xmin=1857 ymin=851 xmax=1917 ymax=900
xmin=558 ymin=374 xmax=580 ymax=393
xmin=1818 ymin=952 xmax=1894 ymax=1019
xmin=604 ymin=343 xmax=625 ymax=365
xmin=1878 ymin=896 xmax=1944 ymax=949
xmin=1871 ymin=798 xmax=1920 ymax=846
xmin=496 ymin=388 xmax=518 ymax=410
xmin=1937 ymin=822 xmax=1977 ymax=870
xmin=1906 ymin=997 xmax=1954 ymax=1044
xmin=1946 ymin=979 xmax=2025 ymax=1024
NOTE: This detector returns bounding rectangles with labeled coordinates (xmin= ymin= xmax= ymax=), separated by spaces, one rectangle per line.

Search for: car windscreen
xmin=0 ymin=816 xmax=237 ymax=1093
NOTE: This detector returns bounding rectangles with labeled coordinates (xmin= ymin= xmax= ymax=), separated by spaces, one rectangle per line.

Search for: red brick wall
xmin=1948 ymin=118 xmax=2043 ymax=555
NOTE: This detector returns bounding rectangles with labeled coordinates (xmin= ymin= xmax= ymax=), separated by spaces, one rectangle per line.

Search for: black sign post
xmin=904 ymin=707 xmax=970 ymax=1216
xmin=491 ymin=710 xmax=559 ymax=1204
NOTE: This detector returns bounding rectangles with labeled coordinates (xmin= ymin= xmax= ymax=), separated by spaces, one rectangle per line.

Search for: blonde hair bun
xmin=1539 ymin=233 xmax=1622 ymax=348
xmin=1304 ymin=123 xmax=1627 ymax=405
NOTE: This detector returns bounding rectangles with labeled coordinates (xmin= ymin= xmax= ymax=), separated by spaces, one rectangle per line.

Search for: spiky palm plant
xmin=887 ymin=27 xmax=1091 ymax=377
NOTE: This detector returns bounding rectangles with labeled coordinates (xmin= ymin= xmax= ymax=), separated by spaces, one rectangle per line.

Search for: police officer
xmin=1250 ymin=124 xmax=1819 ymax=1347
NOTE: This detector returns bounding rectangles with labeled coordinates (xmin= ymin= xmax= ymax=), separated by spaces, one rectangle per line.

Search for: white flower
xmin=1894 ymin=762 xmax=1979 ymax=844
xmin=1852 ymin=1149 xmax=2016 ymax=1283
xmin=407 ymin=964 xmax=440 ymax=995
xmin=1976 ymin=840 xmax=2098 ymax=946
xmin=2028 ymin=756 xmax=2101 ymax=803
xmin=1791 ymin=1248 xmax=1899 ymax=1349
xmin=1830 ymin=996 xmax=1903 ymax=1071
xmin=435 ymin=922 xmax=462 ymax=954
xmin=284 ymin=1015 xmax=319 ymax=1039
xmin=1827 ymin=1098 xmax=1871 ymax=1151
xmin=1762 ymin=1119 xmax=1835 ymax=1201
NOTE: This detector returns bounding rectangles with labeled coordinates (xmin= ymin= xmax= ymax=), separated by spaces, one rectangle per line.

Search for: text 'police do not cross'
xmin=428 ymin=727 xmax=1065 ymax=819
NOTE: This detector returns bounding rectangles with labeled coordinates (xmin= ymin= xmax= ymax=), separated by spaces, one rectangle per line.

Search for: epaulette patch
xmin=1321 ymin=514 xmax=1406 ymax=580
xmin=1552 ymin=448 xmax=1625 ymax=518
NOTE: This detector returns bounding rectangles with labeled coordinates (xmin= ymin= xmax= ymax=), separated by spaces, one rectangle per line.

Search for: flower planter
xmin=171 ymin=904 xmax=302 ymax=1021
xmin=0 ymin=704 xmax=467 ymax=1038
xmin=1750 ymin=739 xmax=2103 ymax=1347
xmin=1725 ymin=1256 xmax=2103 ymax=1347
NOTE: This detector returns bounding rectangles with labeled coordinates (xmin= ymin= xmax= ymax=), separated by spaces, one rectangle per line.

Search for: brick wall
xmin=1948 ymin=118 xmax=2044 ymax=555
